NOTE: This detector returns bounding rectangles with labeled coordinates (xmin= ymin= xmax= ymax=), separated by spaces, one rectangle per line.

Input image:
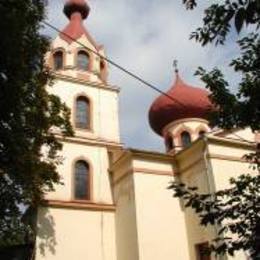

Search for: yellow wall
xmin=36 ymin=207 xmax=117 ymax=260
xmin=176 ymin=136 xmax=256 ymax=260
xmin=47 ymin=78 xmax=120 ymax=143
xmin=176 ymin=140 xmax=217 ymax=260
xmin=111 ymin=150 xmax=191 ymax=260
xmin=45 ymin=141 xmax=114 ymax=204
xmin=133 ymin=172 xmax=190 ymax=260
xmin=114 ymin=174 xmax=140 ymax=260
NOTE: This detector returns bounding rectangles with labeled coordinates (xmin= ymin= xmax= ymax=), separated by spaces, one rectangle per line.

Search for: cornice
xmin=207 ymin=135 xmax=256 ymax=150
xmin=56 ymin=134 xmax=123 ymax=149
xmin=43 ymin=200 xmax=116 ymax=212
xmin=52 ymin=73 xmax=120 ymax=93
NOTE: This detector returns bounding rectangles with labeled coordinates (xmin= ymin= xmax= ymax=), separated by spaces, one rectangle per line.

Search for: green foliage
xmin=169 ymin=0 xmax=260 ymax=258
xmin=196 ymin=33 xmax=260 ymax=131
xmin=185 ymin=0 xmax=260 ymax=45
xmin=0 ymin=0 xmax=73 ymax=247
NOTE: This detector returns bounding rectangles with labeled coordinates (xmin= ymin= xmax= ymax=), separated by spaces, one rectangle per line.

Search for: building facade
xmin=36 ymin=1 xmax=257 ymax=259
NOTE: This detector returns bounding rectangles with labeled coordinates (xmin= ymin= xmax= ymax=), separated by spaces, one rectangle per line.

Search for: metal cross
xmin=173 ymin=60 xmax=179 ymax=74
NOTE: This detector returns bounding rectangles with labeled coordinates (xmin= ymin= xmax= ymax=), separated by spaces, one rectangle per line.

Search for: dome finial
xmin=173 ymin=59 xmax=179 ymax=74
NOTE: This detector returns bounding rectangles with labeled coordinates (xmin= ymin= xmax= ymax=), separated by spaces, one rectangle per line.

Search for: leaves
xmin=170 ymin=172 xmax=260 ymax=257
xmin=173 ymin=1 xmax=260 ymax=257
xmin=188 ymin=0 xmax=260 ymax=46
xmin=235 ymin=8 xmax=246 ymax=33
xmin=0 ymin=0 xmax=73 ymax=247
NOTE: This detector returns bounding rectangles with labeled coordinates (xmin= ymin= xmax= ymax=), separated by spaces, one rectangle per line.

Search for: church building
xmin=36 ymin=1 xmax=257 ymax=259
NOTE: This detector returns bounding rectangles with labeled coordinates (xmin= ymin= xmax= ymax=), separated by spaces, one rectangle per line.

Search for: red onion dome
xmin=64 ymin=0 xmax=90 ymax=20
xmin=149 ymin=74 xmax=213 ymax=136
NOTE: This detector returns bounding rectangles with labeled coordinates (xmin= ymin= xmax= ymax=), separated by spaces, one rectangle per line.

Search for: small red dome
xmin=64 ymin=0 xmax=90 ymax=20
xmin=149 ymin=74 xmax=213 ymax=135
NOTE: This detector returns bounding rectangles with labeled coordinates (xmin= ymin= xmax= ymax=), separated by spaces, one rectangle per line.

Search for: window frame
xmin=73 ymin=159 xmax=92 ymax=201
xmin=165 ymin=134 xmax=174 ymax=152
xmin=181 ymin=131 xmax=192 ymax=148
xmin=74 ymin=95 xmax=91 ymax=130
xmin=76 ymin=50 xmax=90 ymax=71
xmin=53 ymin=50 xmax=64 ymax=70
xmin=195 ymin=242 xmax=211 ymax=260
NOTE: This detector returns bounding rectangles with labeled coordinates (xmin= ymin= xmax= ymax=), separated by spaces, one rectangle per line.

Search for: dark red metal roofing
xmin=148 ymin=74 xmax=213 ymax=136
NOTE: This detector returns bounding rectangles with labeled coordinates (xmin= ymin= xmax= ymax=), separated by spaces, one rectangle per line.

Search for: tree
xmin=0 ymin=0 xmax=73 ymax=248
xmin=169 ymin=0 xmax=260 ymax=258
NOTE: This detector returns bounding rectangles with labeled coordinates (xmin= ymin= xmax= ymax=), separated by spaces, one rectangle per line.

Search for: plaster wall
xmin=113 ymin=173 xmax=140 ymax=260
xmin=47 ymin=35 xmax=107 ymax=83
xmin=45 ymin=141 xmax=113 ymax=204
xmin=47 ymin=78 xmax=120 ymax=143
xmin=133 ymin=158 xmax=174 ymax=173
xmin=36 ymin=207 xmax=116 ymax=260
xmin=177 ymin=142 xmax=217 ymax=260
xmin=219 ymin=128 xmax=256 ymax=143
xmin=208 ymin=141 xmax=256 ymax=260
xmin=163 ymin=118 xmax=210 ymax=153
xmin=133 ymin=171 xmax=190 ymax=260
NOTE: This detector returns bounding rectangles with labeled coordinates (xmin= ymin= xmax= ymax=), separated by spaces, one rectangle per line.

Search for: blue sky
xmin=45 ymin=0 xmax=239 ymax=152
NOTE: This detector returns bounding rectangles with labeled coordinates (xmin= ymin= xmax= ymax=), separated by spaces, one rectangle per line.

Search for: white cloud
xmin=45 ymin=0 xmax=239 ymax=151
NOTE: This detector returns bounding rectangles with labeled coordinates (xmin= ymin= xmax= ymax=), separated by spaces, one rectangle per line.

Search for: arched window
xmin=199 ymin=130 xmax=206 ymax=137
xmin=165 ymin=135 xmax=174 ymax=152
xmin=181 ymin=131 xmax=191 ymax=148
xmin=77 ymin=51 xmax=89 ymax=70
xmin=100 ymin=60 xmax=105 ymax=72
xmin=74 ymin=160 xmax=90 ymax=200
xmin=75 ymin=96 xmax=90 ymax=129
xmin=53 ymin=51 xmax=63 ymax=70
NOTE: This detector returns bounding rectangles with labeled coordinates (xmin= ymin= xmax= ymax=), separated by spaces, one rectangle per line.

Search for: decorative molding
xmin=162 ymin=118 xmax=209 ymax=136
xmin=129 ymin=148 xmax=174 ymax=163
xmin=208 ymin=135 xmax=256 ymax=150
xmin=43 ymin=200 xmax=116 ymax=212
xmin=112 ymin=167 xmax=174 ymax=186
xmin=55 ymin=134 xmax=123 ymax=148
xmin=209 ymin=153 xmax=248 ymax=163
xmin=133 ymin=168 xmax=174 ymax=177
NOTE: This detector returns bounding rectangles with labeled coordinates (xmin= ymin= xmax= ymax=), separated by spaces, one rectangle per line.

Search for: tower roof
xmin=148 ymin=74 xmax=213 ymax=136
xmin=60 ymin=0 xmax=99 ymax=49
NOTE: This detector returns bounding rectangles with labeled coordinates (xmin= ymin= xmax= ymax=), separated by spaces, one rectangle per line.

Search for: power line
xmin=43 ymin=21 xmax=251 ymax=145
xmin=43 ymin=20 xmax=187 ymax=108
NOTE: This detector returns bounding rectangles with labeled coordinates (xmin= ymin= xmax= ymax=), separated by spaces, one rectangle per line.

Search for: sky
xmin=44 ymin=0 xmax=240 ymax=152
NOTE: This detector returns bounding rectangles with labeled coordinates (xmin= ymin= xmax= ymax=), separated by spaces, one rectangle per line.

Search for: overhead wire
xmin=43 ymin=20 xmax=187 ymax=108
xmin=43 ymin=21 xmax=253 ymax=145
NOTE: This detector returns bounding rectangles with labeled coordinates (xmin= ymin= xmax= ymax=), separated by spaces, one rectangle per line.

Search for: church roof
xmin=148 ymin=74 xmax=213 ymax=136
xmin=60 ymin=0 xmax=100 ymax=49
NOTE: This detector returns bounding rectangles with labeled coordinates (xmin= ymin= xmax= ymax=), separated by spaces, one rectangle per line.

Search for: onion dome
xmin=149 ymin=74 xmax=213 ymax=136
xmin=60 ymin=0 xmax=99 ymax=49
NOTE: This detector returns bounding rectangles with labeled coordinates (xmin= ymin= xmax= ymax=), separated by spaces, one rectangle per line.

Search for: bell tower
xmin=36 ymin=1 xmax=120 ymax=259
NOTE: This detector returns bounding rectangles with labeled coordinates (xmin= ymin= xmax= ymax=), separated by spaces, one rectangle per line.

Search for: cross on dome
xmin=173 ymin=59 xmax=179 ymax=74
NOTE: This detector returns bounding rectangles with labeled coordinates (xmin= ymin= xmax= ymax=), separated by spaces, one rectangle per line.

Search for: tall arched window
xmin=165 ymin=135 xmax=174 ymax=152
xmin=77 ymin=51 xmax=89 ymax=70
xmin=53 ymin=51 xmax=63 ymax=70
xmin=75 ymin=96 xmax=90 ymax=129
xmin=74 ymin=160 xmax=90 ymax=200
xmin=181 ymin=131 xmax=191 ymax=148
xmin=199 ymin=130 xmax=206 ymax=137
